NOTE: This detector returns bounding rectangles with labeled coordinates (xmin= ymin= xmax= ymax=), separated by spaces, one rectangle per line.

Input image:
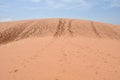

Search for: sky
xmin=0 ymin=0 xmax=120 ymax=25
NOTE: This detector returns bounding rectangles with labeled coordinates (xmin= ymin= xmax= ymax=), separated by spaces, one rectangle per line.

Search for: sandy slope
xmin=0 ymin=18 xmax=120 ymax=80
xmin=0 ymin=18 xmax=120 ymax=45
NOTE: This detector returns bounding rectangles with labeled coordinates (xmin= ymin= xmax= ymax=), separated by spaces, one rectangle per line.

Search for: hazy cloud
xmin=21 ymin=0 xmax=120 ymax=9
xmin=21 ymin=0 xmax=40 ymax=2
xmin=47 ymin=0 xmax=90 ymax=8
xmin=31 ymin=0 xmax=41 ymax=3
xmin=111 ymin=0 xmax=120 ymax=7
xmin=0 ymin=18 xmax=13 ymax=22
xmin=2 ymin=0 xmax=120 ymax=9
xmin=22 ymin=0 xmax=90 ymax=9
xmin=98 ymin=0 xmax=120 ymax=8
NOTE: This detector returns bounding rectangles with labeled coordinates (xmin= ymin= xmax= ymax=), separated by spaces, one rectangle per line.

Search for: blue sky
xmin=0 ymin=0 xmax=120 ymax=25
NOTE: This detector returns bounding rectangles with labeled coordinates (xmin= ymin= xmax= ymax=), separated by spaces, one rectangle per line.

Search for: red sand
xmin=0 ymin=18 xmax=120 ymax=80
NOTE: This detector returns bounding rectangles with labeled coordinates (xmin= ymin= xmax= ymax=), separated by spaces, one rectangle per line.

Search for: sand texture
xmin=0 ymin=18 xmax=120 ymax=80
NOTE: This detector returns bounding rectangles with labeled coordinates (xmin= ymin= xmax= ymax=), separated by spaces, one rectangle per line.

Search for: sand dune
xmin=0 ymin=18 xmax=120 ymax=45
xmin=0 ymin=18 xmax=120 ymax=80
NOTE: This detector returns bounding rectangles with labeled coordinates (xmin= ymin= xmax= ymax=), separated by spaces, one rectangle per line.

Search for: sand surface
xmin=0 ymin=18 xmax=120 ymax=80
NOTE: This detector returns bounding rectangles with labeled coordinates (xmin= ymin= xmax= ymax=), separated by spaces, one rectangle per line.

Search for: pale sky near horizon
xmin=0 ymin=0 xmax=120 ymax=25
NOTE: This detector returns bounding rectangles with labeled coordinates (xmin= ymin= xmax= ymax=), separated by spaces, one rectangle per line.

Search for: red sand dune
xmin=0 ymin=18 xmax=120 ymax=80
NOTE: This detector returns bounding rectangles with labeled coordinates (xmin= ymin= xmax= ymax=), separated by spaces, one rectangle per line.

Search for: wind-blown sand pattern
xmin=0 ymin=18 xmax=120 ymax=80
